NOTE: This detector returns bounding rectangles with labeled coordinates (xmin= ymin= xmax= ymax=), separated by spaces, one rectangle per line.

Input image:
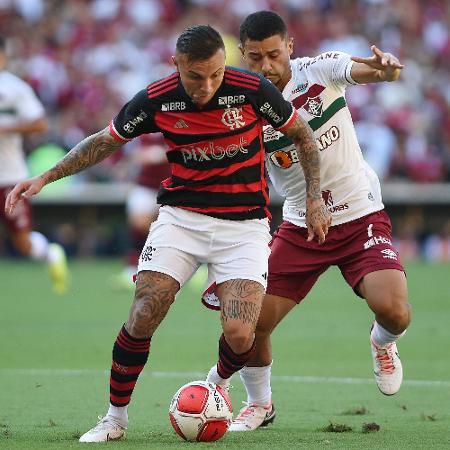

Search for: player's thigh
xmin=359 ymin=269 xmax=408 ymax=316
xmin=208 ymin=217 xmax=271 ymax=291
xmin=267 ymin=221 xmax=329 ymax=303
xmin=137 ymin=214 xmax=203 ymax=288
xmin=216 ymin=278 xmax=265 ymax=339
xmin=339 ymin=211 xmax=406 ymax=299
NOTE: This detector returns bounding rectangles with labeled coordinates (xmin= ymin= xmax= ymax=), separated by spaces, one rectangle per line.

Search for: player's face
xmin=240 ymin=34 xmax=293 ymax=91
xmin=173 ymin=49 xmax=226 ymax=107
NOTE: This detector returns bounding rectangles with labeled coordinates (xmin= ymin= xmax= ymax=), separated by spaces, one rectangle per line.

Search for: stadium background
xmin=0 ymin=0 xmax=449 ymax=260
xmin=1 ymin=1 xmax=450 ymax=449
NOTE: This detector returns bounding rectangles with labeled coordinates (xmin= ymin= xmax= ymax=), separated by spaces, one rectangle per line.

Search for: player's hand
xmin=5 ymin=176 xmax=46 ymax=214
xmin=306 ymin=198 xmax=332 ymax=244
xmin=351 ymin=45 xmax=404 ymax=81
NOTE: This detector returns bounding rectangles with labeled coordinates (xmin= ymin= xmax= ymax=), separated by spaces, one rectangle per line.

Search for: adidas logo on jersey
xmin=174 ymin=119 xmax=188 ymax=128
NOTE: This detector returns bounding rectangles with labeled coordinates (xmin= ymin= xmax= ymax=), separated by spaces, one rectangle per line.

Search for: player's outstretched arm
xmin=351 ymin=45 xmax=404 ymax=84
xmin=284 ymin=116 xmax=332 ymax=244
xmin=5 ymin=127 xmax=122 ymax=214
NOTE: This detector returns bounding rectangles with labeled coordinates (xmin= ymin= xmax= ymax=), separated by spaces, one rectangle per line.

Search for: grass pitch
xmin=0 ymin=259 xmax=449 ymax=449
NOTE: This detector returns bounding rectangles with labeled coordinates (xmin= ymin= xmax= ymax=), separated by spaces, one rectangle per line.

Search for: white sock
xmin=206 ymin=364 xmax=229 ymax=387
xmin=239 ymin=363 xmax=272 ymax=407
xmin=371 ymin=321 xmax=406 ymax=347
xmin=107 ymin=404 xmax=128 ymax=428
xmin=29 ymin=231 xmax=49 ymax=261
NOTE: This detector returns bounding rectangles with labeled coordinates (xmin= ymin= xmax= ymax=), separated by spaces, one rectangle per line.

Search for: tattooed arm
xmin=283 ymin=115 xmax=332 ymax=244
xmin=5 ymin=127 xmax=122 ymax=213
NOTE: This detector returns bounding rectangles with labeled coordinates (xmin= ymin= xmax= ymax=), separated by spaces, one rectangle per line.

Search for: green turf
xmin=0 ymin=259 xmax=449 ymax=449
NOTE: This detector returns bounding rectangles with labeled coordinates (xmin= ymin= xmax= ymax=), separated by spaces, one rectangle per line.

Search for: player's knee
xmin=223 ymin=328 xmax=254 ymax=355
xmin=378 ymin=297 xmax=411 ymax=334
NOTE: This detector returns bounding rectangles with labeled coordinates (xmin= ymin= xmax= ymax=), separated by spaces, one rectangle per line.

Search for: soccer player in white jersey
xmin=0 ymin=36 xmax=68 ymax=293
xmin=204 ymin=11 xmax=411 ymax=430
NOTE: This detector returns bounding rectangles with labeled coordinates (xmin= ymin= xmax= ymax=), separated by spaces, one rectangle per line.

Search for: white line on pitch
xmin=0 ymin=369 xmax=449 ymax=388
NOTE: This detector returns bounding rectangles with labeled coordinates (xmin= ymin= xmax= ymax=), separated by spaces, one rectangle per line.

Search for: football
xmin=169 ymin=380 xmax=233 ymax=442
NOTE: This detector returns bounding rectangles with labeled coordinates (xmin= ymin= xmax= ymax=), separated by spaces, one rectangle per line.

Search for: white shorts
xmin=126 ymin=185 xmax=159 ymax=216
xmin=137 ymin=206 xmax=271 ymax=289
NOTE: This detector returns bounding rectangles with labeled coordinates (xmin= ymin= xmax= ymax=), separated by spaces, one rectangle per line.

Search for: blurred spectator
xmin=423 ymin=220 xmax=450 ymax=263
xmin=0 ymin=0 xmax=448 ymax=183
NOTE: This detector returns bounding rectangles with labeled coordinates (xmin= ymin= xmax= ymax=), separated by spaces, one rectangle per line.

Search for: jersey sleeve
xmin=252 ymin=76 xmax=298 ymax=133
xmin=109 ymin=89 xmax=159 ymax=142
xmin=308 ymin=51 xmax=358 ymax=90
xmin=15 ymin=80 xmax=45 ymax=122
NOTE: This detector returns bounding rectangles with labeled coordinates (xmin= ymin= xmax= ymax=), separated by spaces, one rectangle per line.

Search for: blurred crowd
xmin=1 ymin=0 xmax=449 ymax=261
xmin=1 ymin=0 xmax=450 ymax=182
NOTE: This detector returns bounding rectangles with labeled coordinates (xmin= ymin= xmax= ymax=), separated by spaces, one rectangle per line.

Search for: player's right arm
xmin=6 ymin=89 xmax=158 ymax=214
xmin=5 ymin=127 xmax=123 ymax=213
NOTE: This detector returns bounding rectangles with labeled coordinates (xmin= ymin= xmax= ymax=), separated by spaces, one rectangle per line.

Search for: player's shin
xmin=239 ymin=362 xmax=272 ymax=406
xmin=109 ymin=324 xmax=151 ymax=425
xmin=207 ymin=334 xmax=256 ymax=389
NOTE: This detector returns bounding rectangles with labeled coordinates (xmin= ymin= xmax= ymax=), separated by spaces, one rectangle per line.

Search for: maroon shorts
xmin=0 ymin=186 xmax=33 ymax=232
xmin=267 ymin=210 xmax=405 ymax=302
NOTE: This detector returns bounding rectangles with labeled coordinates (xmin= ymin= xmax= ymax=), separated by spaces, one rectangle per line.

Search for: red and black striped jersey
xmin=109 ymin=66 xmax=298 ymax=220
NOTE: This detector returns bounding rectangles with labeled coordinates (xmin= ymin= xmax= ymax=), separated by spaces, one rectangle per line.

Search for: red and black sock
xmin=110 ymin=325 xmax=151 ymax=407
xmin=217 ymin=333 xmax=256 ymax=379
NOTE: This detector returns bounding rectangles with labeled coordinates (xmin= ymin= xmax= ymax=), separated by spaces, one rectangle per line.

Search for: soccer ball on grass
xmin=169 ymin=380 xmax=232 ymax=442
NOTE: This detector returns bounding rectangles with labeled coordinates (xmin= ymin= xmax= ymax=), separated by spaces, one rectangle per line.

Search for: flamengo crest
xmin=221 ymin=107 xmax=245 ymax=130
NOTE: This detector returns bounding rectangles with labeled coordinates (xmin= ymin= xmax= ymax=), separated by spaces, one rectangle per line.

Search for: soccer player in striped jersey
xmin=223 ymin=11 xmax=411 ymax=430
xmin=5 ymin=25 xmax=330 ymax=442
xmin=0 ymin=35 xmax=68 ymax=294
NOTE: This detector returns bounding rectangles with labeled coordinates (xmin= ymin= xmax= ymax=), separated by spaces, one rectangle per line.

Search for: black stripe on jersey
xmin=162 ymin=120 xmax=259 ymax=146
xmin=148 ymin=80 xmax=179 ymax=98
xmin=157 ymin=189 xmax=267 ymax=209
xmin=204 ymin=209 xmax=267 ymax=220
xmin=166 ymin=134 xmax=260 ymax=170
xmin=225 ymin=68 xmax=260 ymax=84
xmin=170 ymin=164 xmax=264 ymax=187
xmin=148 ymin=72 xmax=178 ymax=90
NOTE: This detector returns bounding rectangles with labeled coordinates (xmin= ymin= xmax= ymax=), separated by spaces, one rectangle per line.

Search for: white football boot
xmin=229 ymin=402 xmax=275 ymax=431
xmin=79 ymin=415 xmax=126 ymax=443
xmin=371 ymin=337 xmax=403 ymax=395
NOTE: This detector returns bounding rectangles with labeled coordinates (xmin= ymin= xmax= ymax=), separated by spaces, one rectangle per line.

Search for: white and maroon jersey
xmin=265 ymin=52 xmax=384 ymax=227
xmin=110 ymin=67 xmax=297 ymax=220
xmin=0 ymin=71 xmax=46 ymax=186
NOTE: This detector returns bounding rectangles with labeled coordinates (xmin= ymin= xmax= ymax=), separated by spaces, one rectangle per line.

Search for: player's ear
xmin=238 ymin=43 xmax=245 ymax=59
xmin=287 ymin=37 xmax=294 ymax=56
xmin=171 ymin=55 xmax=178 ymax=69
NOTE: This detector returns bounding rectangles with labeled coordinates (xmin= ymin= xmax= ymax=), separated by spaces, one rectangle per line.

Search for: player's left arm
xmin=283 ymin=115 xmax=331 ymax=244
xmin=351 ymin=45 xmax=404 ymax=84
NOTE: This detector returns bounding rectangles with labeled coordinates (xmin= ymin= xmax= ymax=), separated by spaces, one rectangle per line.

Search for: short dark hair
xmin=239 ymin=11 xmax=287 ymax=44
xmin=176 ymin=25 xmax=225 ymax=61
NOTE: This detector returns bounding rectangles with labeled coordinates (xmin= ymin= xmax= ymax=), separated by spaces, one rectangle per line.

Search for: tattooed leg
xmin=126 ymin=270 xmax=180 ymax=339
xmin=216 ymin=279 xmax=265 ymax=354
